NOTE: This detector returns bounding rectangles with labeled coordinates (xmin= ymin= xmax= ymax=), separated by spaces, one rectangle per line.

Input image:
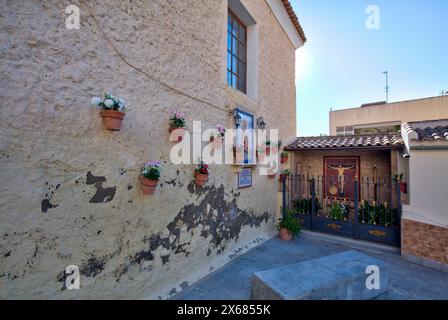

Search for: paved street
xmin=173 ymin=232 xmax=448 ymax=300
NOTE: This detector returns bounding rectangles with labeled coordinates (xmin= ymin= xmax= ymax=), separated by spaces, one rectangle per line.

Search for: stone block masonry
xmin=402 ymin=219 xmax=448 ymax=268
xmin=251 ymin=250 xmax=390 ymax=300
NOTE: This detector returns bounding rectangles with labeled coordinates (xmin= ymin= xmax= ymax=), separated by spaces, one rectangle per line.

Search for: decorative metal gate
xmin=282 ymin=175 xmax=402 ymax=247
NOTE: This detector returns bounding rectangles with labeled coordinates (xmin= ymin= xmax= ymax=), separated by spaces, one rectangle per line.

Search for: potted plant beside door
xmin=139 ymin=161 xmax=162 ymax=195
xmin=91 ymin=94 xmax=126 ymax=131
xmin=194 ymin=161 xmax=209 ymax=187
xmin=169 ymin=111 xmax=187 ymax=142
xmin=277 ymin=211 xmax=301 ymax=241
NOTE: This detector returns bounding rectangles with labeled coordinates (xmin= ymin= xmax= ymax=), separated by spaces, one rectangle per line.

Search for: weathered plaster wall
xmin=0 ymin=0 xmax=297 ymax=299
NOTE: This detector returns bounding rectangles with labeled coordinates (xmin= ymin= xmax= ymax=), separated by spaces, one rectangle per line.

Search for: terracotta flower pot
xmin=100 ymin=110 xmax=125 ymax=131
xmin=400 ymin=182 xmax=407 ymax=194
xmin=139 ymin=176 xmax=159 ymax=195
xmin=279 ymin=174 xmax=288 ymax=182
xmin=279 ymin=228 xmax=293 ymax=241
xmin=211 ymin=136 xmax=223 ymax=149
xmin=169 ymin=127 xmax=186 ymax=142
xmin=266 ymin=147 xmax=271 ymax=156
xmin=281 ymin=156 xmax=289 ymax=164
xmin=195 ymin=173 xmax=209 ymax=187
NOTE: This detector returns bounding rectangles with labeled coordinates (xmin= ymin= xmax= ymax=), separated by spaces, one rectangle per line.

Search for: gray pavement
xmin=172 ymin=231 xmax=448 ymax=300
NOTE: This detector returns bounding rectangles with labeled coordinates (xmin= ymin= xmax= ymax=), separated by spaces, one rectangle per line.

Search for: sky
xmin=290 ymin=0 xmax=448 ymax=136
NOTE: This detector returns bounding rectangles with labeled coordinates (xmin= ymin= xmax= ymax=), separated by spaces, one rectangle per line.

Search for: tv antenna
xmin=383 ymin=71 xmax=389 ymax=102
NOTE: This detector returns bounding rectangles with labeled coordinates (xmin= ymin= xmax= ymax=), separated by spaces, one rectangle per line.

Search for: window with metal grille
xmin=227 ymin=10 xmax=247 ymax=93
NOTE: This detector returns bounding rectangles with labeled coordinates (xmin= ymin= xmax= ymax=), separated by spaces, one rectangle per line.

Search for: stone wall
xmin=402 ymin=219 xmax=448 ymax=267
xmin=0 ymin=0 xmax=298 ymax=299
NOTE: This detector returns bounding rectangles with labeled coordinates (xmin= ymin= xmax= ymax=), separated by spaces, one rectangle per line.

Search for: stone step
xmin=251 ymin=250 xmax=390 ymax=300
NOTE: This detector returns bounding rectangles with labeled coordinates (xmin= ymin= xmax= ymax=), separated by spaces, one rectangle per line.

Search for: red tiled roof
xmin=285 ymin=134 xmax=404 ymax=151
xmin=281 ymin=0 xmax=307 ymax=43
xmin=402 ymin=120 xmax=448 ymax=142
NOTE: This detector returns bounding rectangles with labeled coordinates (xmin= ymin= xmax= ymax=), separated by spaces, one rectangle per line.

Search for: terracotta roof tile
xmin=285 ymin=133 xmax=404 ymax=151
xmin=402 ymin=120 xmax=448 ymax=141
xmin=281 ymin=0 xmax=307 ymax=43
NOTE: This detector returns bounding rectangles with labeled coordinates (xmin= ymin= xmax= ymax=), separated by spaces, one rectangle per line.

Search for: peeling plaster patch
xmin=169 ymin=288 xmax=178 ymax=296
xmin=4 ymin=251 xmax=11 ymax=257
xmin=127 ymin=185 xmax=133 ymax=190
xmin=57 ymin=270 xmax=68 ymax=290
xmin=85 ymin=171 xmax=116 ymax=203
xmin=80 ymin=256 xmax=106 ymax=277
xmin=161 ymin=255 xmax=170 ymax=265
xmin=0 ymin=153 xmax=10 ymax=159
xmin=180 ymin=281 xmax=189 ymax=289
xmin=130 ymin=249 xmax=154 ymax=266
xmin=164 ymin=179 xmax=177 ymax=187
xmin=187 ymin=181 xmax=195 ymax=194
xmin=116 ymin=184 xmax=270 ymax=280
xmin=41 ymin=183 xmax=60 ymax=213
xmin=41 ymin=199 xmax=58 ymax=213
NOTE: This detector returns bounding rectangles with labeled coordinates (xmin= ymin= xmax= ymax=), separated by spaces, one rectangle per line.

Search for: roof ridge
xmin=286 ymin=133 xmax=404 ymax=150
xmin=294 ymin=132 xmax=402 ymax=140
xmin=281 ymin=0 xmax=307 ymax=43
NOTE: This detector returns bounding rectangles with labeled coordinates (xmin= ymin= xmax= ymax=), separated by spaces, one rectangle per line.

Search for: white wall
xmin=404 ymin=150 xmax=448 ymax=227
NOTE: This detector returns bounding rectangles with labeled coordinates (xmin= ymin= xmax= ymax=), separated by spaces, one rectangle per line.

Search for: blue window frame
xmin=227 ymin=10 xmax=247 ymax=93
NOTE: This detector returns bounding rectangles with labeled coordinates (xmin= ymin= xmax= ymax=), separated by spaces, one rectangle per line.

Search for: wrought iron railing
xmin=283 ymin=175 xmax=401 ymax=228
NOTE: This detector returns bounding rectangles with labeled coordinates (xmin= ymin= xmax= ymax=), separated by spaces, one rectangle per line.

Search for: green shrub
xmin=278 ymin=211 xmax=301 ymax=236
xmin=329 ymin=203 xmax=348 ymax=220
xmin=358 ymin=201 xmax=398 ymax=226
xmin=294 ymin=197 xmax=321 ymax=214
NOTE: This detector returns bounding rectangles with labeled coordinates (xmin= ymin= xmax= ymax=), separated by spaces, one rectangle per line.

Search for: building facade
xmin=329 ymin=96 xmax=448 ymax=136
xmin=285 ymin=97 xmax=448 ymax=269
xmin=401 ymin=120 xmax=448 ymax=270
xmin=0 ymin=0 xmax=305 ymax=299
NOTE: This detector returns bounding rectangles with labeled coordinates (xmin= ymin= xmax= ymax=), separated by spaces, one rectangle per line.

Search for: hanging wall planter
xmin=265 ymin=139 xmax=282 ymax=155
xmin=91 ymin=94 xmax=126 ymax=131
xmin=280 ymin=152 xmax=289 ymax=164
xmin=257 ymin=149 xmax=266 ymax=163
xmin=169 ymin=111 xmax=187 ymax=142
xmin=400 ymin=182 xmax=408 ymax=194
xmin=268 ymin=164 xmax=277 ymax=179
xmin=169 ymin=127 xmax=186 ymax=142
xmin=279 ymin=169 xmax=291 ymax=182
xmin=100 ymin=110 xmax=125 ymax=131
xmin=393 ymin=173 xmax=407 ymax=194
xmin=194 ymin=161 xmax=209 ymax=187
xmin=210 ymin=136 xmax=223 ymax=149
xmin=140 ymin=176 xmax=159 ymax=195
xmin=210 ymin=124 xmax=226 ymax=149
xmin=139 ymin=161 xmax=162 ymax=195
